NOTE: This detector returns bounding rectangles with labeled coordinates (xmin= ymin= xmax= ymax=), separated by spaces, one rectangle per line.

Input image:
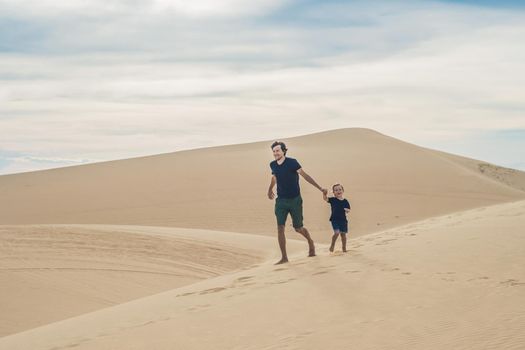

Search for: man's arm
xmin=297 ymin=168 xmax=327 ymax=195
xmin=267 ymin=175 xmax=276 ymax=200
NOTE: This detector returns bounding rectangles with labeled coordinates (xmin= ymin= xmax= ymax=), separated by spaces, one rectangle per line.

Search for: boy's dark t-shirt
xmin=328 ymin=197 xmax=351 ymax=222
xmin=270 ymin=157 xmax=302 ymax=199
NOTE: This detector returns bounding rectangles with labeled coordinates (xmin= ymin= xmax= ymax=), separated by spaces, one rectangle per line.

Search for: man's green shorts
xmin=275 ymin=195 xmax=303 ymax=228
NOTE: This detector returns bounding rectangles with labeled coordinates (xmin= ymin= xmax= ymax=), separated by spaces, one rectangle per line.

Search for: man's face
xmin=272 ymin=145 xmax=285 ymax=160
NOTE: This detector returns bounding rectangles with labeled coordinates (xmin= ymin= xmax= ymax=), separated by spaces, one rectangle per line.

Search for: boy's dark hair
xmin=271 ymin=141 xmax=287 ymax=155
xmin=332 ymin=183 xmax=344 ymax=191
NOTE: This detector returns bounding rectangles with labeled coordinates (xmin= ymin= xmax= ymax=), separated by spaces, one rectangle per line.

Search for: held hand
xmin=321 ymin=188 xmax=328 ymax=196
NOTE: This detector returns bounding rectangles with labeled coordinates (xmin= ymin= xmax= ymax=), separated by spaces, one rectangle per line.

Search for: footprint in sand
xmin=138 ymin=320 xmax=156 ymax=327
xmin=500 ymin=279 xmax=525 ymax=286
xmin=199 ymin=287 xmax=227 ymax=295
xmin=267 ymin=278 xmax=296 ymax=285
xmin=345 ymin=270 xmax=361 ymax=273
xmin=61 ymin=337 xmax=92 ymax=349
xmin=441 ymin=277 xmax=455 ymax=282
xmin=187 ymin=304 xmax=211 ymax=312
xmin=279 ymin=330 xmax=314 ymax=343
xmin=235 ymin=276 xmax=253 ymax=282
xmin=376 ymin=238 xmax=397 ymax=245
xmin=382 ymin=267 xmax=400 ymax=272
xmin=312 ymin=270 xmax=329 ymax=276
xmin=468 ymin=276 xmax=489 ymax=281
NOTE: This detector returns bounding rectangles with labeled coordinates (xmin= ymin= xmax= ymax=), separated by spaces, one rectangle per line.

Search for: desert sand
xmin=1 ymin=128 xmax=524 ymax=349
xmin=0 ymin=225 xmax=269 ymax=336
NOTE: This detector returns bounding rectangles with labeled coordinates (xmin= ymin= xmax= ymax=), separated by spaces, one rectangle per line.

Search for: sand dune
xmin=1 ymin=200 xmax=523 ymax=350
xmin=1 ymin=129 xmax=525 ymax=348
xmin=0 ymin=225 xmax=293 ymax=337
xmin=1 ymin=129 xmax=524 ymax=242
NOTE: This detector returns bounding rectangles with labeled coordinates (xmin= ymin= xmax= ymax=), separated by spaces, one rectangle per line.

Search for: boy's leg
xmin=341 ymin=233 xmax=347 ymax=252
xmin=330 ymin=232 xmax=340 ymax=252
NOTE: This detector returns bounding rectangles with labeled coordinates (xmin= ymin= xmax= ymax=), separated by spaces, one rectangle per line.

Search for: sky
xmin=1 ymin=0 xmax=524 ymax=175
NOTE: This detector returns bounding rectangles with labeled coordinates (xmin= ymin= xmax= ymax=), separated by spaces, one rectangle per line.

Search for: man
xmin=267 ymin=141 xmax=327 ymax=264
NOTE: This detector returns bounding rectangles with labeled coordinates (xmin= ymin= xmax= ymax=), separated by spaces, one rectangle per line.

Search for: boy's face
xmin=333 ymin=185 xmax=344 ymax=197
xmin=272 ymin=145 xmax=285 ymax=160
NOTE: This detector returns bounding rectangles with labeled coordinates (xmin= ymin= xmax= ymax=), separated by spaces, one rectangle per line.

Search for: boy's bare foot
xmin=343 ymin=249 xmax=347 ymax=253
xmin=329 ymin=246 xmax=334 ymax=252
xmin=275 ymin=258 xmax=289 ymax=265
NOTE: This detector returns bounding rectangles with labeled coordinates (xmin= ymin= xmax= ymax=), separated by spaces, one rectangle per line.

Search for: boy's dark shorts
xmin=275 ymin=195 xmax=303 ymax=228
xmin=331 ymin=220 xmax=348 ymax=233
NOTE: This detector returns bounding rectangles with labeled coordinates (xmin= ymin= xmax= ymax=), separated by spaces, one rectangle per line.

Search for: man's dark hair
xmin=271 ymin=141 xmax=287 ymax=155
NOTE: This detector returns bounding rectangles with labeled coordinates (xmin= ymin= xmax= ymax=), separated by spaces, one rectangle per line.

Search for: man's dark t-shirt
xmin=328 ymin=197 xmax=351 ymax=222
xmin=270 ymin=157 xmax=302 ymax=199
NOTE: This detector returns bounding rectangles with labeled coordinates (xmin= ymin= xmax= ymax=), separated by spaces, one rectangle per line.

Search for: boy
xmin=323 ymin=183 xmax=351 ymax=252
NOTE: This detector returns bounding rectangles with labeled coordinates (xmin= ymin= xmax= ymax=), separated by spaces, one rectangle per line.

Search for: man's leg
xmin=275 ymin=225 xmax=288 ymax=264
xmin=290 ymin=196 xmax=315 ymax=257
xmin=274 ymin=198 xmax=290 ymax=264
xmin=294 ymin=227 xmax=316 ymax=257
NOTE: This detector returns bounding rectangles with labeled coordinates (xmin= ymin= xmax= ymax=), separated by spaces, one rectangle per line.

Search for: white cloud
xmin=1 ymin=1 xmax=524 ymax=174
xmin=0 ymin=0 xmax=290 ymax=18
xmin=151 ymin=0 xmax=290 ymax=17
xmin=0 ymin=0 xmax=134 ymax=17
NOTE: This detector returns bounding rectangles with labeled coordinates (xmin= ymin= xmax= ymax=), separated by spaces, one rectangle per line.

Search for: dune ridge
xmin=1 ymin=129 xmax=524 ymax=241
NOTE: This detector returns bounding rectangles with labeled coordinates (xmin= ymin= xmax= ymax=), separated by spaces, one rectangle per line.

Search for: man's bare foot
xmin=329 ymin=246 xmax=334 ymax=253
xmin=306 ymin=238 xmax=316 ymax=256
xmin=343 ymin=249 xmax=347 ymax=253
xmin=275 ymin=258 xmax=289 ymax=265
